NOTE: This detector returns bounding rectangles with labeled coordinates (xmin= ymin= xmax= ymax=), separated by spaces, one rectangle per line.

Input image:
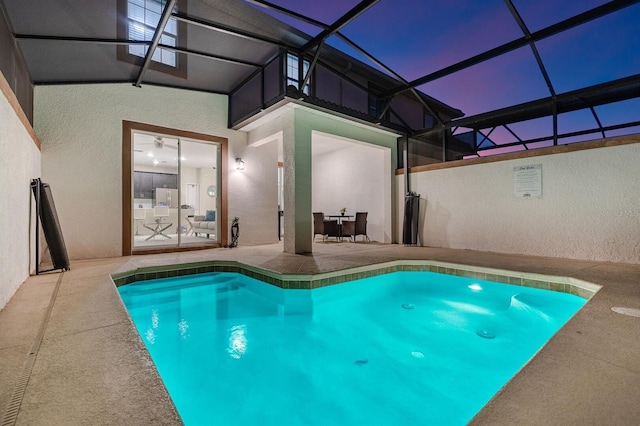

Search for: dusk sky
xmin=249 ymin=0 xmax=640 ymax=147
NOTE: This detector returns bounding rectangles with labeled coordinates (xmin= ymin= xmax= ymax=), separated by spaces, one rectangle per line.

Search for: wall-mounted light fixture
xmin=235 ymin=158 xmax=245 ymax=170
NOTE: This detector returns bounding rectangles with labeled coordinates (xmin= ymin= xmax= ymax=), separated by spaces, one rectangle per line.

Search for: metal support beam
xmin=477 ymin=128 xmax=497 ymax=148
xmin=415 ymin=73 xmax=640 ymax=137
xmin=134 ymin=0 xmax=178 ymax=87
xmin=552 ymin=98 xmax=558 ymax=145
xmin=241 ymin=0 xmax=438 ymax=135
xmin=475 ymin=119 xmax=640 ymax=152
xmin=384 ymin=0 xmax=639 ymax=98
xmin=377 ymin=96 xmax=394 ymax=122
xmin=335 ymin=33 xmax=406 ymax=84
xmin=300 ymin=45 xmax=323 ymax=97
xmin=505 ymin=0 xmax=556 ymax=97
xmin=587 ymin=103 xmax=607 ymax=139
xmin=14 ymin=34 xmax=259 ymax=69
xmin=246 ymin=0 xmax=328 ymax=29
xmin=300 ymin=0 xmax=378 ymax=54
xmin=172 ymin=12 xmax=292 ymax=49
xmin=333 ymin=33 xmax=444 ymax=126
xmin=503 ymin=124 xmax=527 ymax=149
xmin=441 ymin=127 xmax=447 ymax=162
xmin=161 ymin=44 xmax=261 ymax=67
xmin=402 ymin=136 xmax=410 ymax=193
xmin=14 ymin=34 xmax=149 ymax=46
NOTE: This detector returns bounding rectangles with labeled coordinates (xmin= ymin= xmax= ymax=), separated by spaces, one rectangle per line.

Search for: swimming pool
xmin=118 ymin=270 xmax=586 ymax=425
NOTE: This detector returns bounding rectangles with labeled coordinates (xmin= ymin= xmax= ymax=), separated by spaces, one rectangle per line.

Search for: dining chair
xmin=341 ymin=220 xmax=356 ymax=242
xmin=323 ymin=219 xmax=340 ymax=241
xmin=146 ymin=206 xmax=172 ymax=240
xmin=354 ymin=212 xmax=370 ymax=242
xmin=154 ymin=206 xmax=170 ymax=223
xmin=313 ymin=212 xmax=325 ymax=240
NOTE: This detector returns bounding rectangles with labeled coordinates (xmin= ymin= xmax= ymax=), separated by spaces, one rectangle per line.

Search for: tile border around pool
xmin=111 ymin=260 xmax=601 ymax=299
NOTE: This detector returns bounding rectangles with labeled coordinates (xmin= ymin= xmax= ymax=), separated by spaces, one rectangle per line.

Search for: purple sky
xmin=248 ymin=0 xmax=640 ymax=145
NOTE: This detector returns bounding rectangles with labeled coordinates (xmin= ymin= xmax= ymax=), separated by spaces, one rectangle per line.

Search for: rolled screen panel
xmin=402 ymin=194 xmax=420 ymax=246
xmin=32 ymin=179 xmax=70 ymax=271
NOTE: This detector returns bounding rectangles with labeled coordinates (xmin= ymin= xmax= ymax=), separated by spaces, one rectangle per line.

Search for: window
xmin=424 ymin=112 xmax=434 ymax=129
xmin=127 ymin=0 xmax=177 ymax=67
xmin=117 ymin=0 xmax=187 ymax=78
xmin=286 ymin=53 xmax=311 ymax=95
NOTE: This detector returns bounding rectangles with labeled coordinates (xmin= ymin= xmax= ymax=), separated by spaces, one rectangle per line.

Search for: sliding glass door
xmin=132 ymin=132 xmax=220 ymax=249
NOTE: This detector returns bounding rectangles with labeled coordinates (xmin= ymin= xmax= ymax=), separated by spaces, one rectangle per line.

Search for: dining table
xmin=326 ymin=215 xmax=353 ymax=224
xmin=325 ymin=214 xmax=355 ymax=225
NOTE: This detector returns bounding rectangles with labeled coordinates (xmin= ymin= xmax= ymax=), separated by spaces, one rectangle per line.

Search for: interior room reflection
xmin=132 ymin=133 xmax=219 ymax=248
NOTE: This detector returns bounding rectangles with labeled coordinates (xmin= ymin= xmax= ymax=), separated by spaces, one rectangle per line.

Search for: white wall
xmin=312 ymin=140 xmax=388 ymax=242
xmin=34 ymin=83 xmax=275 ymax=259
xmin=396 ymin=140 xmax=640 ymax=264
xmin=0 ymin=78 xmax=41 ymax=309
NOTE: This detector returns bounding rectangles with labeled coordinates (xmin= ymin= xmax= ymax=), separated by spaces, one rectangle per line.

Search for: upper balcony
xmin=228 ymin=51 xmax=463 ymax=135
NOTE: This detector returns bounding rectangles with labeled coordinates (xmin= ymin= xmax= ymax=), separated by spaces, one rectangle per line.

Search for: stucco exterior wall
xmin=1 ymin=75 xmax=40 ymax=309
xmin=396 ymin=139 xmax=640 ymax=264
xmin=34 ymin=83 xmax=275 ymax=260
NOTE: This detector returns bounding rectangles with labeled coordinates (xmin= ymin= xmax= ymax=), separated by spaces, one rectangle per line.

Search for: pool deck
xmin=1 ymin=243 xmax=639 ymax=425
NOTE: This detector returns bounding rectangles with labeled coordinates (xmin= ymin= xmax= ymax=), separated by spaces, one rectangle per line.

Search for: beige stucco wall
xmin=396 ymin=138 xmax=640 ymax=264
xmin=1 ymin=77 xmax=41 ymax=309
xmin=34 ymin=83 xmax=276 ymax=260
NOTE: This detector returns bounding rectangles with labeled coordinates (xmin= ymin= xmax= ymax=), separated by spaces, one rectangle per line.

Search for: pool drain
xmin=611 ymin=307 xmax=640 ymax=318
xmin=476 ymin=329 xmax=496 ymax=339
xmin=401 ymin=303 xmax=415 ymax=310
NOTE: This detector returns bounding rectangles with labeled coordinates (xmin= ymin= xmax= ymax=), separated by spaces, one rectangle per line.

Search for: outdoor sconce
xmin=235 ymin=158 xmax=245 ymax=170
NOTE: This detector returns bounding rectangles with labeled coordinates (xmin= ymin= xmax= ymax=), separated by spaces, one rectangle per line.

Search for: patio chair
xmin=354 ymin=212 xmax=370 ymax=242
xmin=341 ymin=220 xmax=355 ymax=242
xmin=313 ymin=212 xmax=325 ymax=240
xmin=323 ymin=219 xmax=340 ymax=242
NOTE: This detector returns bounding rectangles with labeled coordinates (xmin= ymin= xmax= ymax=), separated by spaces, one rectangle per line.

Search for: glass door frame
xmin=122 ymin=120 xmax=228 ymax=255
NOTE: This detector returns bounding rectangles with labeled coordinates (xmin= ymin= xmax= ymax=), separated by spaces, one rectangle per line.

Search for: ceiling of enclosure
xmin=2 ymin=0 xmax=639 ymax=150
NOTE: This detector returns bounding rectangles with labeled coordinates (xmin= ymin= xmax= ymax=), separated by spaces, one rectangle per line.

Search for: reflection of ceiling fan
xmin=153 ymin=136 xmax=177 ymax=149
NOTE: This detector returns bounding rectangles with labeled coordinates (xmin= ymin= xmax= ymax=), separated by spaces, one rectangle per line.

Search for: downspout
xmin=403 ymin=135 xmax=409 ymax=195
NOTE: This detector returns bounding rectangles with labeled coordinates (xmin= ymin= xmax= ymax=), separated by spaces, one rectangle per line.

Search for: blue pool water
xmin=118 ymin=271 xmax=585 ymax=425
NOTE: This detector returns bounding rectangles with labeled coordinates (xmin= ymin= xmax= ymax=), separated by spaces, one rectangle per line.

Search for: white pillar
xmin=283 ymin=110 xmax=313 ymax=254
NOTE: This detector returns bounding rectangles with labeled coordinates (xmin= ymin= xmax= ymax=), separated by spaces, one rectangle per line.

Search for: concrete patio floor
xmin=1 ymin=242 xmax=639 ymax=425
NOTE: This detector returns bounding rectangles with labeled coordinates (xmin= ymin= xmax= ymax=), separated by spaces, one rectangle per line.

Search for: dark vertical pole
xmin=31 ymin=179 xmax=41 ymax=274
xmin=298 ymin=53 xmax=304 ymax=95
xmin=441 ymin=127 xmax=446 ymax=162
xmin=402 ymin=136 xmax=409 ymax=195
xmin=552 ymin=98 xmax=558 ymax=146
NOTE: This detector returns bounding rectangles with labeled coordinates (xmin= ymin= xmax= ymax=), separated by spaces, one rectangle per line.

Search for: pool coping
xmin=111 ymin=259 xmax=601 ymax=299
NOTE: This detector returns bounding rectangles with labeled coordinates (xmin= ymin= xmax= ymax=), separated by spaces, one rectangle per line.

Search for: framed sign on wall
xmin=513 ymin=164 xmax=542 ymax=198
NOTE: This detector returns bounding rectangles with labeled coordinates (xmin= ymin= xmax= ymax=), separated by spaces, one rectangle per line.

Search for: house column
xmin=282 ymin=110 xmax=313 ymax=254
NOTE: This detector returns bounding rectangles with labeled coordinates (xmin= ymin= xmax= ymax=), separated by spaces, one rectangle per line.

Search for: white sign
xmin=513 ymin=164 xmax=542 ymax=198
